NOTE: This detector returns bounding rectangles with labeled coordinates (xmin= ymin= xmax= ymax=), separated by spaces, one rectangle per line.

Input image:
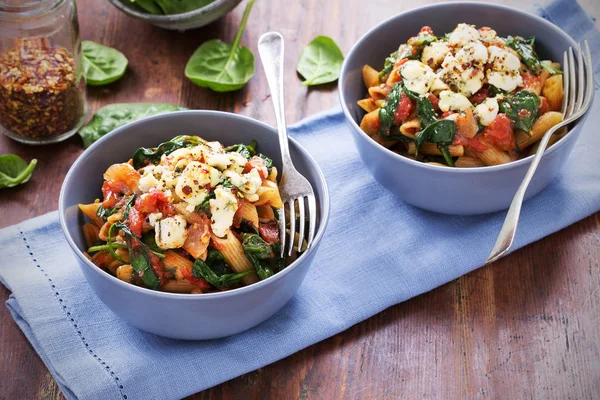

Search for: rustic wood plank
xmin=0 ymin=1 xmax=599 ymax=399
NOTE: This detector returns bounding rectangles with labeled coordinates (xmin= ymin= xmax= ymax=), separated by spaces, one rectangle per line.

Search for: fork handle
xmin=486 ymin=124 xmax=560 ymax=264
xmin=258 ymin=32 xmax=294 ymax=171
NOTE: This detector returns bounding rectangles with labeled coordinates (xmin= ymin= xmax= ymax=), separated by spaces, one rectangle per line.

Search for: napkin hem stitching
xmin=18 ymin=229 xmax=129 ymax=400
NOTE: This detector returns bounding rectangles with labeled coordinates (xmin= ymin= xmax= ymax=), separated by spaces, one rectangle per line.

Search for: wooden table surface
xmin=1 ymin=0 xmax=599 ymax=398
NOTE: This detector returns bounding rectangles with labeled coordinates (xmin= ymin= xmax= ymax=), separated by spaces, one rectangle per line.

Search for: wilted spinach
xmin=378 ymin=82 xmax=403 ymax=139
xmin=414 ymin=120 xmax=457 ymax=167
xmin=79 ymin=103 xmax=187 ymax=148
xmin=82 ymin=41 xmax=128 ymax=86
xmin=226 ymin=140 xmax=257 ymax=159
xmin=499 ymin=90 xmax=541 ymax=134
xmin=242 ymin=233 xmax=280 ymax=280
xmin=184 ymin=0 xmax=256 ymax=92
xmin=297 ymin=36 xmax=344 ymax=86
xmin=132 ymin=135 xmax=200 ymax=169
xmin=0 ymin=155 xmax=37 ymax=189
xmin=541 ymin=60 xmax=562 ymax=75
xmin=506 ymin=35 xmax=541 ymax=75
xmin=192 ymin=257 xmax=250 ymax=289
xmin=378 ymin=53 xmax=397 ymax=83
xmin=403 ymin=87 xmax=437 ymax=127
xmin=114 ymin=222 xmax=160 ymax=290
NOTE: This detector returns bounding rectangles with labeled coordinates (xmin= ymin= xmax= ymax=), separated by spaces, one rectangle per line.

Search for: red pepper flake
xmin=182 ymin=185 xmax=192 ymax=195
xmin=0 ymin=38 xmax=84 ymax=140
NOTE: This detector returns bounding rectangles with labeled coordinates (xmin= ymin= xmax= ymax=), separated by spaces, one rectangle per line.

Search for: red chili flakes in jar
xmin=0 ymin=38 xmax=85 ymax=142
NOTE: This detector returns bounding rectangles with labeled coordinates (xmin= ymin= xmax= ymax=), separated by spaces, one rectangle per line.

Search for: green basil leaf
xmin=184 ymin=0 xmax=256 ymax=92
xmin=82 ymin=41 xmax=128 ymax=86
xmin=297 ymin=36 xmax=344 ymax=86
xmin=498 ymin=90 xmax=541 ymax=133
xmin=506 ymin=35 xmax=541 ymax=75
xmin=79 ymin=103 xmax=187 ymax=148
xmin=0 ymin=155 xmax=37 ymax=189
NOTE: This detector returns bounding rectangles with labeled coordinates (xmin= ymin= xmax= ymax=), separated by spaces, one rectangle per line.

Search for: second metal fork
xmin=486 ymin=41 xmax=594 ymax=264
xmin=258 ymin=32 xmax=317 ymax=257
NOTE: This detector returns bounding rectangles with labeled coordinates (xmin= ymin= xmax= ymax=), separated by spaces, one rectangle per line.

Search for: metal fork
xmin=486 ymin=41 xmax=594 ymax=264
xmin=258 ymin=32 xmax=317 ymax=257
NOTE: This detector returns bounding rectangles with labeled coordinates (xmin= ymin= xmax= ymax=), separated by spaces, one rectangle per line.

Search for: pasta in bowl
xmin=339 ymin=3 xmax=592 ymax=214
xmin=59 ymin=111 xmax=329 ymax=339
xmin=358 ymin=23 xmax=565 ymax=168
xmin=79 ymin=135 xmax=294 ymax=294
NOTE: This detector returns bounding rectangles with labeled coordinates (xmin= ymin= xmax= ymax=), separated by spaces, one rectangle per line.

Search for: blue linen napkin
xmin=1 ymin=1 xmax=599 ymax=399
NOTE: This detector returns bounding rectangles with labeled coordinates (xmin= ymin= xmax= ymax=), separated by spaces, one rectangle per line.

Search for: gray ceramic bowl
xmin=59 ymin=111 xmax=330 ymax=339
xmin=339 ymin=2 xmax=592 ymax=215
xmin=108 ymin=0 xmax=243 ymax=30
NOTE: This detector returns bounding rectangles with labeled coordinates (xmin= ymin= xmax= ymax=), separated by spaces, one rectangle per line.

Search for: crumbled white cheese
xmin=438 ymin=52 xmax=484 ymax=96
xmin=475 ymin=97 xmax=499 ymax=126
xmin=421 ymin=41 xmax=450 ymax=69
xmin=455 ymin=41 xmax=488 ymax=67
xmin=174 ymin=161 xmax=210 ymax=207
xmin=486 ymin=45 xmax=523 ymax=92
xmin=155 ymin=215 xmax=187 ymax=249
xmin=147 ymin=212 xmax=163 ymax=228
xmin=448 ymin=23 xmax=480 ymax=47
xmin=138 ymin=168 xmax=160 ymax=192
xmin=206 ymin=152 xmax=231 ymax=170
xmin=444 ymin=113 xmax=460 ymax=121
xmin=438 ymin=90 xmax=473 ymax=112
xmin=223 ymin=168 xmax=263 ymax=196
xmin=209 ymin=167 xmax=222 ymax=188
xmin=400 ymin=60 xmax=437 ymax=95
xmin=478 ymin=28 xmax=498 ymax=42
xmin=209 ymin=187 xmax=239 ymax=238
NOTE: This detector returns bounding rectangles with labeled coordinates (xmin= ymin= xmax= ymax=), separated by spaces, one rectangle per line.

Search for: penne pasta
xmin=78 ymin=203 xmax=104 ymax=228
xmin=362 ymin=64 xmax=380 ymax=89
xmin=474 ymin=145 xmax=514 ymax=166
xmin=455 ymin=156 xmax=486 ymax=168
xmin=407 ymin=143 xmax=464 ymax=157
xmin=212 ymin=232 xmax=259 ymax=285
xmin=516 ymin=111 xmax=563 ymax=149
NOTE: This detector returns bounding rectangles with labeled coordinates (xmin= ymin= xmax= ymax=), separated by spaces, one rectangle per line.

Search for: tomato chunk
xmin=482 ymin=114 xmax=515 ymax=151
xmin=538 ymin=96 xmax=549 ymax=115
xmin=393 ymin=93 xmax=415 ymax=124
xmin=127 ymin=207 xmax=145 ymax=238
xmin=180 ymin=264 xmax=212 ymax=290
xmin=134 ymin=189 xmax=175 ymax=217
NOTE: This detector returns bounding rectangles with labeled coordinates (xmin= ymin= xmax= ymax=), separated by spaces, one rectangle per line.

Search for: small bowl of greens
xmin=108 ymin=0 xmax=244 ymax=30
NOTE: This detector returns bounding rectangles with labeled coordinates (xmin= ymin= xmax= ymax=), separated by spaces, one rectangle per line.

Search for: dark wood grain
xmin=1 ymin=0 xmax=599 ymax=399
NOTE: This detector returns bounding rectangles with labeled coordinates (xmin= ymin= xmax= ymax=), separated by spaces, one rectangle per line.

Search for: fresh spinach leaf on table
xmin=128 ymin=0 xmax=215 ymax=14
xmin=79 ymin=103 xmax=187 ymax=148
xmin=0 ymin=155 xmax=37 ymax=189
xmin=499 ymin=90 xmax=541 ymax=134
xmin=82 ymin=41 xmax=128 ymax=86
xmin=184 ymin=0 xmax=257 ymax=92
xmin=297 ymin=36 xmax=344 ymax=86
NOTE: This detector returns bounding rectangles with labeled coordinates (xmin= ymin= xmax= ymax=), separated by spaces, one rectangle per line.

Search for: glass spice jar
xmin=0 ymin=0 xmax=86 ymax=144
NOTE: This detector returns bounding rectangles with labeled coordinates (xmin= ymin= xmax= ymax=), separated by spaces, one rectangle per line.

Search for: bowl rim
xmin=338 ymin=1 xmax=588 ymax=174
xmin=107 ymin=0 xmax=239 ymax=21
xmin=58 ymin=110 xmax=331 ymax=300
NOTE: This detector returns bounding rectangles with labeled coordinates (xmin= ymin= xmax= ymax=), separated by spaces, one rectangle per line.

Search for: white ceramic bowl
xmin=338 ymin=2 xmax=593 ymax=215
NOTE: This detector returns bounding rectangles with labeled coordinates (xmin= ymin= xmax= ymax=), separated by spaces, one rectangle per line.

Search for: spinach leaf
xmin=114 ymin=222 xmax=160 ymax=290
xmin=541 ymin=60 xmax=562 ymax=75
xmin=258 ymin=154 xmax=273 ymax=170
xmin=132 ymin=136 xmax=199 ymax=169
xmin=195 ymin=191 xmax=215 ymax=216
xmin=506 ymin=35 xmax=541 ymax=75
xmin=79 ymin=103 xmax=187 ymax=148
xmin=121 ymin=195 xmax=136 ymax=220
xmin=403 ymin=87 xmax=437 ymax=127
xmin=378 ymin=52 xmax=397 ymax=83
xmin=97 ymin=205 xmax=117 ymax=220
xmin=129 ymin=0 xmax=215 ymax=14
xmin=0 ymin=155 xmax=37 ymax=189
xmin=414 ymin=120 xmax=457 ymax=167
xmin=184 ymin=0 xmax=256 ymax=92
xmin=407 ymin=32 xmax=437 ymax=59
xmin=192 ymin=258 xmax=250 ymax=289
xmin=297 ymin=36 xmax=344 ymax=86
xmin=499 ymin=90 xmax=541 ymax=133
xmin=82 ymin=41 xmax=128 ymax=86
xmin=206 ymin=249 xmax=230 ymax=275
xmin=226 ymin=142 xmax=256 ymax=159
xmin=142 ymin=231 xmax=162 ymax=254
xmin=242 ymin=233 xmax=275 ymax=280
xmin=488 ymin=84 xmax=507 ymax=97
xmin=378 ymin=82 xmax=403 ymax=139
